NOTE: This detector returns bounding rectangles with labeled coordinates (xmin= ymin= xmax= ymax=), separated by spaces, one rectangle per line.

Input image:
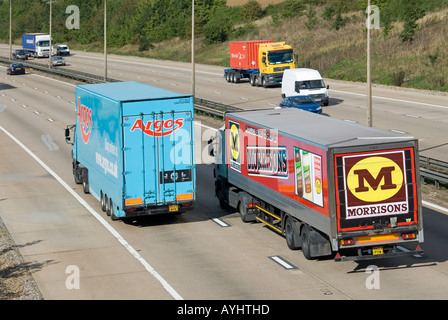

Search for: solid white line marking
xmin=212 ymin=218 xmax=229 ymax=227
xmin=0 ymin=125 xmax=183 ymax=300
xmin=423 ymin=200 xmax=448 ymax=215
xmin=331 ymin=89 xmax=448 ymax=110
xmin=391 ymin=129 xmax=406 ymax=134
xmin=41 ymin=134 xmax=59 ymax=151
xmin=269 ymin=256 xmax=297 ymax=270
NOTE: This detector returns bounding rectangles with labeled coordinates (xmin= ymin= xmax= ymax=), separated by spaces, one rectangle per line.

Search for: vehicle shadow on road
xmin=123 ymin=164 xmax=229 ymax=227
xmin=348 ymin=205 xmax=448 ymax=272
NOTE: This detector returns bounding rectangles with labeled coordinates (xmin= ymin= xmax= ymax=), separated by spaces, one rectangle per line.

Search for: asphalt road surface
xmin=1 ymin=48 xmax=448 ymax=301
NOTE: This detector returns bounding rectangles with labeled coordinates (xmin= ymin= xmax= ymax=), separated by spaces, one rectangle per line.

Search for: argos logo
xmin=342 ymin=151 xmax=409 ymax=220
xmin=77 ymin=98 xmax=92 ymax=144
xmin=131 ymin=118 xmax=184 ymax=137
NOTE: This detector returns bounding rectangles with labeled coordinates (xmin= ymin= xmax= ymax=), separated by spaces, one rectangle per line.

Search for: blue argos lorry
xmin=65 ymin=81 xmax=196 ymax=220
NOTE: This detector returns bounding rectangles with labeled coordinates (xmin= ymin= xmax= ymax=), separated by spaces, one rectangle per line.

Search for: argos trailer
xmin=211 ymin=108 xmax=423 ymax=261
xmin=65 ymin=81 xmax=195 ymax=220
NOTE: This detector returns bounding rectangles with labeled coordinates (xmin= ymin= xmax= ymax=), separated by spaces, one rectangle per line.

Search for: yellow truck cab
xmin=256 ymin=42 xmax=295 ymax=87
xmin=225 ymin=40 xmax=296 ymax=87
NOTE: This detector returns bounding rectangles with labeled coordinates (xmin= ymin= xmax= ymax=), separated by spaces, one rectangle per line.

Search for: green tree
xmin=239 ymin=0 xmax=264 ymax=21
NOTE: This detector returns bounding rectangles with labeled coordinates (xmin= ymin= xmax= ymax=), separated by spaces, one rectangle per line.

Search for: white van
xmin=281 ymin=68 xmax=329 ymax=106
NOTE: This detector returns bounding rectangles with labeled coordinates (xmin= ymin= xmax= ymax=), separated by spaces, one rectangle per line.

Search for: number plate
xmin=372 ymin=246 xmax=383 ymax=255
xmin=169 ymin=204 xmax=178 ymax=212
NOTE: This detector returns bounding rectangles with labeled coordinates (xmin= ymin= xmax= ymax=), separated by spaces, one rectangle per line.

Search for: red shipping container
xmin=229 ymin=40 xmax=273 ymax=70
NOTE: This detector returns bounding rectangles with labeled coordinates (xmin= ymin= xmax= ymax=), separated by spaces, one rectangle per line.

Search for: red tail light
xmin=341 ymin=239 xmax=355 ymax=246
xmin=402 ymin=233 xmax=416 ymax=240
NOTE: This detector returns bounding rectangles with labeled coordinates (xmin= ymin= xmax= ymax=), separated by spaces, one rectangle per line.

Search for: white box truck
xmin=281 ymin=68 xmax=329 ymax=106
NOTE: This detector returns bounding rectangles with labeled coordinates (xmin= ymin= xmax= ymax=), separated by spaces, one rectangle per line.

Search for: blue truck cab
xmin=65 ymin=81 xmax=196 ymax=220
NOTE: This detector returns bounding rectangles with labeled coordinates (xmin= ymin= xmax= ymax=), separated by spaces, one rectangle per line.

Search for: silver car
xmin=51 ymin=55 xmax=66 ymax=66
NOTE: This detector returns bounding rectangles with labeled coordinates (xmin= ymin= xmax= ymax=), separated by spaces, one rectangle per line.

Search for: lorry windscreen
xmin=295 ymin=80 xmax=325 ymax=90
xmin=37 ymin=40 xmax=50 ymax=47
xmin=268 ymin=49 xmax=293 ymax=65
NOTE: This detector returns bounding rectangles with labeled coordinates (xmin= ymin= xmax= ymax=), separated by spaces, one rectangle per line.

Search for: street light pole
xmin=49 ymin=0 xmax=52 ymax=68
xmin=191 ymin=0 xmax=195 ymax=99
xmin=104 ymin=0 xmax=108 ymax=82
xmin=367 ymin=0 xmax=372 ymax=127
xmin=9 ymin=0 xmax=12 ymax=60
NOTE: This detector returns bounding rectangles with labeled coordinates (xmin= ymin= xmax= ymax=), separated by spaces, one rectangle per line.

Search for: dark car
xmin=279 ymin=95 xmax=322 ymax=114
xmin=6 ymin=63 xmax=25 ymax=75
xmin=12 ymin=49 xmax=28 ymax=60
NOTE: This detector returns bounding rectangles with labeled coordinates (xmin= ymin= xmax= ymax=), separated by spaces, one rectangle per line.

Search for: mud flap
xmin=308 ymin=228 xmax=332 ymax=258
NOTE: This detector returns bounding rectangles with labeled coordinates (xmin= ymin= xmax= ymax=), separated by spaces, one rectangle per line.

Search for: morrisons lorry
xmin=22 ymin=33 xmax=52 ymax=58
xmin=65 ymin=81 xmax=196 ymax=220
xmin=224 ymin=40 xmax=296 ymax=87
xmin=210 ymin=108 xmax=424 ymax=261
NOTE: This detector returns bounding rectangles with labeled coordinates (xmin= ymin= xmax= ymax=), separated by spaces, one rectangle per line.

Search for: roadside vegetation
xmin=0 ymin=0 xmax=447 ymax=92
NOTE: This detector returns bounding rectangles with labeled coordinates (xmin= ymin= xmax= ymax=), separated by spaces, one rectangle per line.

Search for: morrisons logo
xmin=342 ymin=151 xmax=409 ymax=220
xmin=346 ymin=156 xmax=404 ymax=203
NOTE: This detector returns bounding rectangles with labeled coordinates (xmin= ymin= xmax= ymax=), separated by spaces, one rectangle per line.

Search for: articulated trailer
xmin=66 ymin=81 xmax=196 ymax=220
xmin=211 ymin=108 xmax=423 ymax=261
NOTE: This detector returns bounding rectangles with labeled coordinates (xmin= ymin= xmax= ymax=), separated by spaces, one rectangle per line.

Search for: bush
xmin=239 ymin=0 xmax=264 ymax=21
xmin=203 ymin=13 xmax=233 ymax=44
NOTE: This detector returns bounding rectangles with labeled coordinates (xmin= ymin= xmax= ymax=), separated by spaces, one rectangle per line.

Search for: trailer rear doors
xmin=334 ymin=148 xmax=419 ymax=232
xmin=123 ymin=111 xmax=194 ymax=208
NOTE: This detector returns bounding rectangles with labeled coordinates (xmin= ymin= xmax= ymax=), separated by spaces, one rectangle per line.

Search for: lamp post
xmin=367 ymin=0 xmax=372 ymax=127
xmin=104 ymin=0 xmax=108 ymax=82
xmin=9 ymin=0 xmax=12 ymax=60
xmin=191 ymin=0 xmax=195 ymax=99
xmin=49 ymin=0 xmax=52 ymax=68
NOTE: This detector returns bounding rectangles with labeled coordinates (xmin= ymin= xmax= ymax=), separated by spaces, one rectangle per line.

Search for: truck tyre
xmin=285 ymin=217 xmax=301 ymax=250
xmin=301 ymin=224 xmax=312 ymax=260
xmin=238 ymin=193 xmax=256 ymax=223
xmin=234 ymin=72 xmax=241 ymax=83
xmin=105 ymin=195 xmax=111 ymax=216
xmin=109 ymin=198 xmax=119 ymax=221
xmin=250 ymin=75 xmax=258 ymax=86
xmin=215 ymin=181 xmax=229 ymax=210
xmin=226 ymin=72 xmax=231 ymax=83
xmin=261 ymin=76 xmax=268 ymax=88
xmin=101 ymin=192 xmax=106 ymax=212
xmin=73 ymin=161 xmax=82 ymax=184
xmin=82 ymin=169 xmax=89 ymax=194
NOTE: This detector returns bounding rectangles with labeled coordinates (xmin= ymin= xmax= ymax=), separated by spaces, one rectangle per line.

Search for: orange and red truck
xmin=224 ymin=40 xmax=296 ymax=87
xmin=210 ymin=108 xmax=424 ymax=261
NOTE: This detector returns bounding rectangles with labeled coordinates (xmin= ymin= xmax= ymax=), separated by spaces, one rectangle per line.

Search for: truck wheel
xmin=101 ymin=192 xmax=106 ymax=212
xmin=234 ymin=72 xmax=241 ymax=83
xmin=301 ymin=225 xmax=312 ymax=260
xmin=250 ymin=75 xmax=256 ymax=86
xmin=285 ymin=217 xmax=301 ymax=250
xmin=73 ymin=164 xmax=82 ymax=184
xmin=105 ymin=195 xmax=111 ymax=216
xmin=238 ymin=193 xmax=256 ymax=223
xmin=109 ymin=198 xmax=119 ymax=221
xmin=82 ymin=169 xmax=89 ymax=194
xmin=261 ymin=77 xmax=268 ymax=88
xmin=225 ymin=72 xmax=231 ymax=82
